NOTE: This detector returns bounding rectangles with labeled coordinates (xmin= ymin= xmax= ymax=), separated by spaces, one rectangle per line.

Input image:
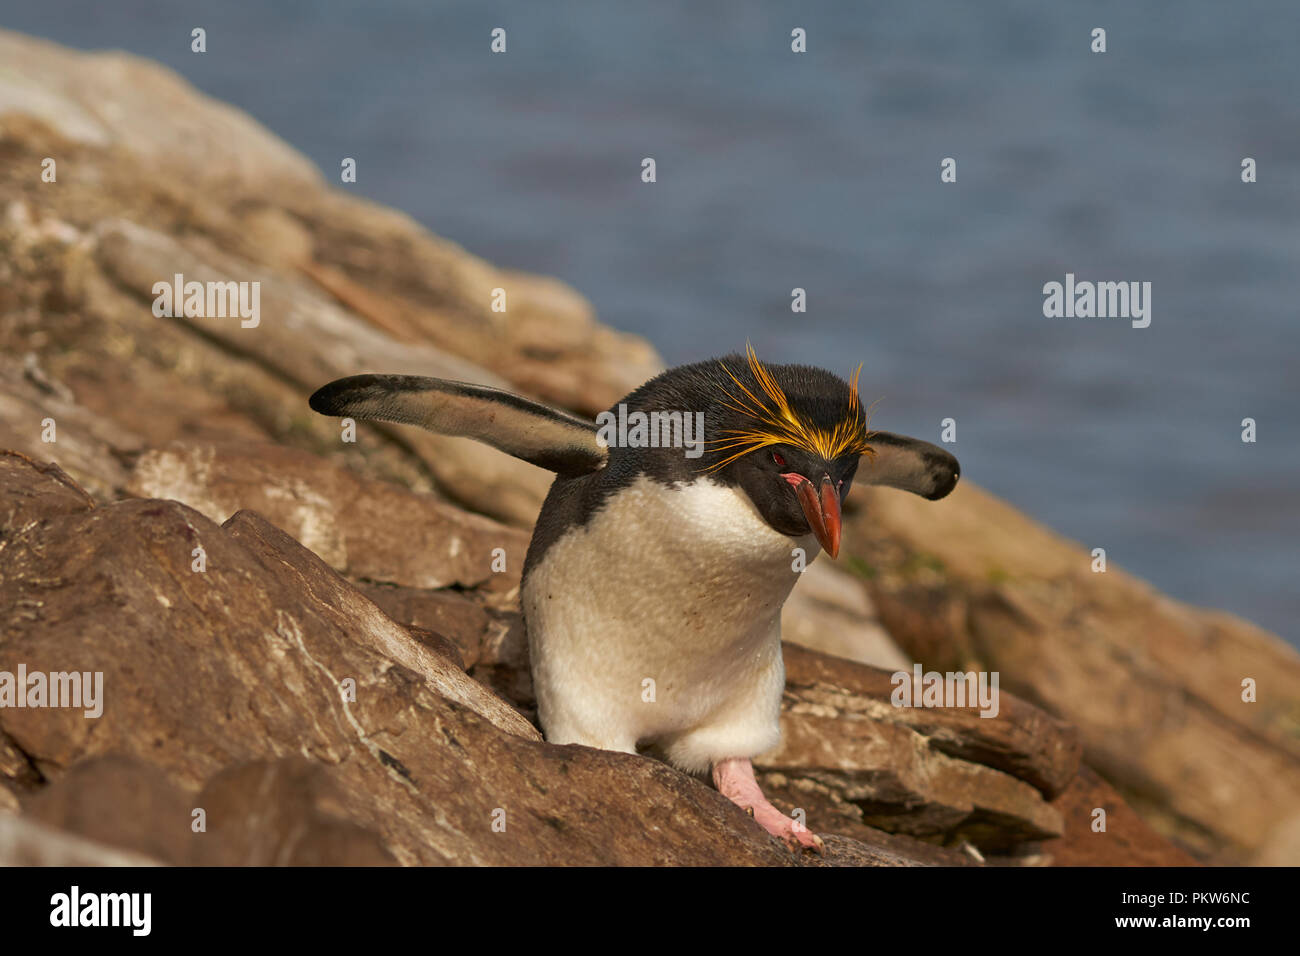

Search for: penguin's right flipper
xmin=309 ymin=374 xmax=607 ymax=476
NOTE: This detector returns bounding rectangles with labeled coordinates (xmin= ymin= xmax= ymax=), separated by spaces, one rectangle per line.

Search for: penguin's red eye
xmin=772 ymin=451 xmax=786 ymax=467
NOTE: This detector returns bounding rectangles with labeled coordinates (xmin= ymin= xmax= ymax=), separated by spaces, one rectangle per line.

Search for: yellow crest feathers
xmin=707 ymin=344 xmax=875 ymax=471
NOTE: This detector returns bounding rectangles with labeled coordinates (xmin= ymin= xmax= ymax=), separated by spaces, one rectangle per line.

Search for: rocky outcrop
xmin=844 ymin=483 xmax=1300 ymax=862
xmin=1 ymin=451 xmax=1077 ymax=866
xmin=1 ymin=28 xmax=1289 ymax=865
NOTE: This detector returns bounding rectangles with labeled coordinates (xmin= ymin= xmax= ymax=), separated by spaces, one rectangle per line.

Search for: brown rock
xmin=403 ymin=625 xmax=467 ymax=671
xmin=21 ymin=755 xmax=202 ymax=865
xmin=358 ymin=583 xmax=497 ymax=668
xmin=0 ymin=356 xmax=140 ymax=499
xmin=1047 ymin=765 xmax=1200 ymax=866
xmin=196 ymin=758 xmax=399 ymax=866
xmin=0 ymin=449 xmax=96 ymax=530
xmin=276 ymin=189 xmax=662 ymax=417
xmin=222 ymin=507 xmax=536 ymax=738
xmin=17 ymin=753 xmax=399 ymax=865
xmin=128 ymin=440 xmax=530 ymax=591
xmin=0 ymin=815 xmax=163 ymax=866
xmin=755 ymin=774 xmax=980 ymax=866
xmin=1253 ymin=813 xmax=1300 ymax=867
xmin=764 ymin=706 xmax=1063 ymax=850
xmin=356 ymin=582 xmax=534 ymax=721
xmin=0 ymin=466 xmax=539 ymax=787
xmin=0 ymin=28 xmax=653 ymax=527
xmin=0 ymin=30 xmax=320 ymax=188
xmin=0 ymin=452 xmax=919 ymax=865
xmin=848 ymin=481 xmax=1300 ymax=861
xmin=780 ymin=644 xmax=1081 ymax=798
xmin=782 ymin=560 xmax=909 ymax=669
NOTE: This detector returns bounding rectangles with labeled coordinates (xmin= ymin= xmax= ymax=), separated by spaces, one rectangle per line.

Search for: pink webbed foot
xmin=711 ymin=757 xmax=824 ymax=854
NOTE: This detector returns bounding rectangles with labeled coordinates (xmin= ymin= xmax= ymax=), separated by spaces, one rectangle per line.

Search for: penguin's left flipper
xmin=309 ymin=374 xmax=607 ymax=476
xmin=860 ymin=431 xmax=961 ymax=501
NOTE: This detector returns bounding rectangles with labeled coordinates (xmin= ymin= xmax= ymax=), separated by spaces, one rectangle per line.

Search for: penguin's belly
xmin=522 ymin=475 xmax=813 ymax=768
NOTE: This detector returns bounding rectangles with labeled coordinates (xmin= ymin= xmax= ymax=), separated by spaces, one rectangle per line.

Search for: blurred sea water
xmin=7 ymin=0 xmax=1297 ymax=645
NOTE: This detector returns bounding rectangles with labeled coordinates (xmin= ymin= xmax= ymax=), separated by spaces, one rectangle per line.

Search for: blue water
xmin=7 ymin=1 xmax=1298 ymax=646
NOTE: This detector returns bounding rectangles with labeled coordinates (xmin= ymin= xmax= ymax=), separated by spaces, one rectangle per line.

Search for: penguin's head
xmin=704 ymin=347 xmax=960 ymax=558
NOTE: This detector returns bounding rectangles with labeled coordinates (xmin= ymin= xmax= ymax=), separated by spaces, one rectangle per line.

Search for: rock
xmin=24 ymin=753 xmax=402 ymax=866
xmin=0 ymin=30 xmax=320 ymax=187
xmin=0 ymin=814 xmax=163 ymax=866
xmin=1045 ymin=765 xmax=1200 ymax=867
xmin=356 ymin=583 xmax=533 ymax=713
xmin=779 ymin=645 xmax=1081 ymax=798
xmin=0 ymin=449 xmax=944 ymax=865
xmin=811 ymin=833 xmax=970 ymax=867
xmin=0 ymin=448 xmax=96 ymax=529
xmin=357 ymin=583 xmax=499 ymax=668
xmin=395 ymin=432 xmax=556 ymax=529
xmin=20 ymin=755 xmax=202 ymax=865
xmin=782 ymin=559 xmax=909 ymax=669
xmin=1253 ymin=813 xmax=1300 ymax=867
xmin=274 ymin=189 xmax=663 ymax=417
xmin=0 ymin=453 xmax=538 ymax=782
xmin=846 ymin=481 xmax=1300 ymax=862
xmin=195 ymin=758 xmax=400 ymax=866
xmin=763 ymin=701 xmax=1064 ymax=851
xmin=224 ymin=508 xmax=538 ymax=739
xmin=0 ymin=355 xmax=139 ymax=499
xmin=127 ymin=440 xmax=530 ymax=591
xmin=754 ymin=777 xmax=980 ymax=866
xmin=92 ymin=217 xmax=504 ymax=394
xmin=0 ymin=25 xmax=658 ymax=525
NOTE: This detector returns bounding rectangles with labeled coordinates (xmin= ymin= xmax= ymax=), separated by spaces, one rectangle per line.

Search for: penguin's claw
xmin=711 ymin=756 xmax=825 ymax=855
xmin=750 ymin=802 xmax=824 ymax=854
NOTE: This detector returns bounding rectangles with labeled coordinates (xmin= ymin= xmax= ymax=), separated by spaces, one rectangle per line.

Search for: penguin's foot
xmin=711 ymin=757 xmax=824 ymax=854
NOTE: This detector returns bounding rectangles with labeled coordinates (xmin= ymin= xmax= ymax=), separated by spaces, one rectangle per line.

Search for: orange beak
xmin=785 ymin=473 xmax=842 ymax=558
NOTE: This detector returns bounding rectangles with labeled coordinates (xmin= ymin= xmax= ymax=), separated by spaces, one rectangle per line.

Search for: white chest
xmin=522 ymin=476 xmax=813 ymax=751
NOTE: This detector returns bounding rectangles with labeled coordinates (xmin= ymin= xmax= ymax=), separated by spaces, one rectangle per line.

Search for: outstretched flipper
xmin=861 ymin=431 xmax=961 ymax=500
xmin=309 ymin=374 xmax=607 ymax=476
